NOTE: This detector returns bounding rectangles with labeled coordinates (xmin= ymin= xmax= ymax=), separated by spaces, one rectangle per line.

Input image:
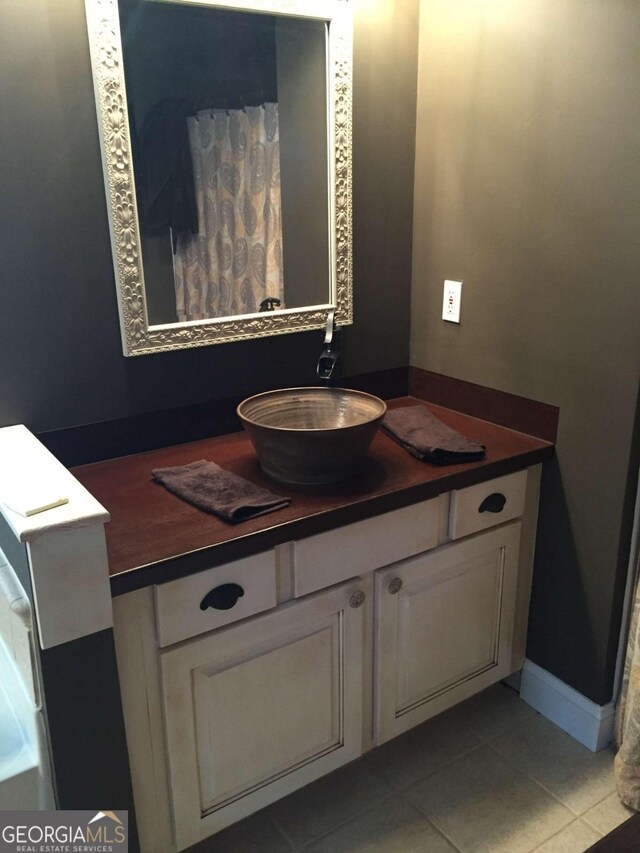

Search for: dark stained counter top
xmin=71 ymin=397 xmax=554 ymax=596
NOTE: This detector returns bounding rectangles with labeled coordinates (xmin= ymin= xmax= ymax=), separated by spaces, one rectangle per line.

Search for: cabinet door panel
xmin=161 ymin=580 xmax=364 ymax=850
xmin=194 ymin=621 xmax=340 ymax=810
xmin=399 ymin=554 xmax=502 ymax=708
xmin=375 ymin=522 xmax=521 ymax=744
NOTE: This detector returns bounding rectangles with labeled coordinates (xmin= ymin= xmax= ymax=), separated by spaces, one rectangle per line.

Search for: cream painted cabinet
xmin=112 ymin=466 xmax=541 ymax=852
xmin=374 ymin=521 xmax=521 ymax=743
xmin=160 ymin=579 xmax=366 ymax=850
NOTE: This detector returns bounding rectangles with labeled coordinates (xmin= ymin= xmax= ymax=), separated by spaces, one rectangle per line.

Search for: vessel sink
xmin=237 ymin=387 xmax=387 ymax=485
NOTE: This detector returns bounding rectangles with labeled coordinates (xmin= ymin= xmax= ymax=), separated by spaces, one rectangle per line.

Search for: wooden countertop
xmin=71 ymin=397 xmax=553 ymax=595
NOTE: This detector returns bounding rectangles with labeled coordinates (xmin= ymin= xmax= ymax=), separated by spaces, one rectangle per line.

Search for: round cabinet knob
xmin=349 ymin=590 xmax=366 ymax=608
xmin=388 ymin=577 xmax=403 ymax=595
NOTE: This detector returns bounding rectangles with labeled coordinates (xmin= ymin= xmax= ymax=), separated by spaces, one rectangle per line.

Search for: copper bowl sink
xmin=237 ymin=387 xmax=387 ymax=485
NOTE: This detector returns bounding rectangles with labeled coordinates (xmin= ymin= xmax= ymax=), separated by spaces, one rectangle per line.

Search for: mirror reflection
xmin=118 ymin=0 xmax=331 ymax=325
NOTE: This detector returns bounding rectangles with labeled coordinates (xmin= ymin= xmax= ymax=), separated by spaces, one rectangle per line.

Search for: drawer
xmin=292 ymin=498 xmax=439 ymax=597
xmin=155 ymin=551 xmax=277 ymax=647
xmin=449 ymin=470 xmax=527 ymax=540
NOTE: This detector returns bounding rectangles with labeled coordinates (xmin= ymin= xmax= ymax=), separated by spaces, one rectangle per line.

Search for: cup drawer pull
xmin=200 ymin=583 xmax=245 ymax=611
xmin=479 ymin=493 xmax=507 ymax=514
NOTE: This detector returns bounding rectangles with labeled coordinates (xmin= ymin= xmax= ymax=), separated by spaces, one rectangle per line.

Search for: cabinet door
xmin=161 ymin=579 xmax=366 ymax=850
xmin=375 ymin=521 xmax=521 ymax=744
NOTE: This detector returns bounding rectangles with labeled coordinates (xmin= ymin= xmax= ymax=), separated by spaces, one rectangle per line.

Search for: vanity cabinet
xmin=112 ymin=465 xmax=541 ymax=852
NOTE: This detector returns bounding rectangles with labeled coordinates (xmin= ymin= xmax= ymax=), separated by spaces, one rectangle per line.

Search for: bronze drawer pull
xmin=200 ymin=583 xmax=245 ymax=611
xmin=479 ymin=493 xmax=507 ymax=514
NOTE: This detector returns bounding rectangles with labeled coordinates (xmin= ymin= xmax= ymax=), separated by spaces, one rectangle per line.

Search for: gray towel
xmin=382 ymin=406 xmax=486 ymax=465
xmin=152 ymin=460 xmax=291 ymax=523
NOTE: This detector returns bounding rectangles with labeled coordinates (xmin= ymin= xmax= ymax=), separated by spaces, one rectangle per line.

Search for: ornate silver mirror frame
xmin=85 ymin=0 xmax=352 ymax=356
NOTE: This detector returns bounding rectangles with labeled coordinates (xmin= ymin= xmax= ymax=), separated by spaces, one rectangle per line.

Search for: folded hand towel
xmin=152 ymin=460 xmax=291 ymax=523
xmin=382 ymin=406 xmax=486 ymax=465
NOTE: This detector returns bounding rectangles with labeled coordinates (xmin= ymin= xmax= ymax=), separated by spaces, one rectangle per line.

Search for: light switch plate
xmin=442 ymin=279 xmax=462 ymax=323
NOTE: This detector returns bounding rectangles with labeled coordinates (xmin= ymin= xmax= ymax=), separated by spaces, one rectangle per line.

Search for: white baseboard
xmin=519 ymin=660 xmax=616 ymax=752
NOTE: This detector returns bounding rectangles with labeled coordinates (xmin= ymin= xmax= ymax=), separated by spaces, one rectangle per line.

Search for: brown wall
xmin=411 ymin=0 xmax=640 ymax=703
xmin=351 ymin=0 xmax=419 ymax=370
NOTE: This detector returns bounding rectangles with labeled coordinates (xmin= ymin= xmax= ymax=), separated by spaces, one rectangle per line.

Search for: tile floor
xmin=197 ymin=683 xmax=635 ymax=853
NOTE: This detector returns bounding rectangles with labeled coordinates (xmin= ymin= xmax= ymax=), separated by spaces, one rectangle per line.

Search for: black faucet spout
xmin=317 ymin=309 xmax=341 ymax=385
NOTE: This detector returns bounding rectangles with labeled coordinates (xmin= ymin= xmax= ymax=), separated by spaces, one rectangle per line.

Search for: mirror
xmin=85 ymin=0 xmax=352 ymax=356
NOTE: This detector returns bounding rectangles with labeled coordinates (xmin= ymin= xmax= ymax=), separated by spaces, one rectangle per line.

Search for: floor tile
xmin=582 ymin=790 xmax=636 ymax=835
xmin=365 ymin=704 xmax=482 ymax=789
xmin=532 ymin=820 xmax=601 ymax=852
xmin=492 ymin=714 xmax=616 ymax=814
xmin=455 ymin=683 xmax=537 ymax=741
xmin=306 ymin=795 xmax=456 ymax=853
xmin=188 ymin=810 xmax=291 ymax=852
xmin=269 ymin=760 xmax=393 ymax=848
xmin=406 ymin=744 xmax=573 ymax=853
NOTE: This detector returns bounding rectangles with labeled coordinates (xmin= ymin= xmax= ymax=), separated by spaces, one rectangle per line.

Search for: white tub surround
xmin=0 ymin=552 xmax=55 ymax=809
xmin=0 ymin=425 xmax=111 ymax=649
xmin=0 ymin=426 xmax=136 ymax=820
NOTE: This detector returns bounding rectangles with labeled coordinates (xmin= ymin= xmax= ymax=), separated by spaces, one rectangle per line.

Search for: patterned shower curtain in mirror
xmin=174 ymin=103 xmax=284 ymax=321
xmin=615 ymin=473 xmax=640 ymax=810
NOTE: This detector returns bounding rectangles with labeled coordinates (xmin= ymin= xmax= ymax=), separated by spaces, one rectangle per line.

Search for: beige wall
xmin=411 ymin=0 xmax=640 ymax=702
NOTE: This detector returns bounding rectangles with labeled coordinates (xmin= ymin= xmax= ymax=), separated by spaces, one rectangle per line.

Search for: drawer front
xmin=449 ymin=470 xmax=527 ymax=540
xmin=155 ymin=551 xmax=277 ymax=647
xmin=293 ymin=499 xmax=439 ymax=597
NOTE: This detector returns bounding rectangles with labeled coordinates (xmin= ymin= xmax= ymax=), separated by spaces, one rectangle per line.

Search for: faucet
xmin=317 ymin=309 xmax=341 ymax=385
xmin=259 ymin=297 xmax=281 ymax=312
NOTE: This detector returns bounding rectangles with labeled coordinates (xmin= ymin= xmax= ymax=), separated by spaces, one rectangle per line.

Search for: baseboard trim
xmin=519 ymin=660 xmax=616 ymax=752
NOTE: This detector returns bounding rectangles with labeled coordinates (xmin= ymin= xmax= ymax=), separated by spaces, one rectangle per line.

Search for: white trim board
xmin=0 ymin=425 xmax=109 ymax=543
xmin=519 ymin=660 xmax=615 ymax=752
xmin=0 ymin=426 xmax=113 ymax=648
